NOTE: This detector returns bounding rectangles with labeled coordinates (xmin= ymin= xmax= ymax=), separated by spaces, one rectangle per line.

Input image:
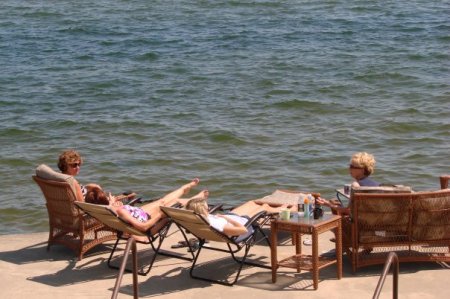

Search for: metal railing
xmin=112 ymin=238 xmax=139 ymax=299
xmin=372 ymin=252 xmax=399 ymax=299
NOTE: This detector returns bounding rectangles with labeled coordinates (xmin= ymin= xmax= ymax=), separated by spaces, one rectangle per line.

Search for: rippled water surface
xmin=1 ymin=0 xmax=449 ymax=234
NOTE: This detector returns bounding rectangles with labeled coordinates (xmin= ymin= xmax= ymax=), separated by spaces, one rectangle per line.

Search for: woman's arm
xmin=219 ymin=215 xmax=248 ymax=237
xmin=316 ymin=197 xmax=350 ymax=215
xmin=115 ymin=207 xmax=161 ymax=232
xmin=72 ymin=179 xmax=85 ymax=202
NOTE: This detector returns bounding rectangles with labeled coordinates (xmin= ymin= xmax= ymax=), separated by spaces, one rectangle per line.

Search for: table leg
xmin=312 ymin=230 xmax=319 ymax=290
xmin=295 ymin=232 xmax=301 ymax=272
xmin=336 ymin=220 xmax=343 ymax=279
xmin=270 ymin=221 xmax=278 ymax=283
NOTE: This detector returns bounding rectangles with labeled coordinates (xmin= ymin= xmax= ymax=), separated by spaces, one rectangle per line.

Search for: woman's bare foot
xmin=181 ymin=178 xmax=200 ymax=195
xmin=190 ymin=189 xmax=209 ymax=200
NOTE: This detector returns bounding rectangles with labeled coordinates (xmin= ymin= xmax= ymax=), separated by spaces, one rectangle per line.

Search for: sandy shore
xmin=0 ymin=228 xmax=448 ymax=299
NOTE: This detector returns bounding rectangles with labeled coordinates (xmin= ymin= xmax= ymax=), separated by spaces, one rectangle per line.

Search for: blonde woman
xmin=317 ymin=152 xmax=380 ymax=212
xmin=349 ymin=152 xmax=380 ymax=188
xmin=186 ymin=194 xmax=252 ymax=237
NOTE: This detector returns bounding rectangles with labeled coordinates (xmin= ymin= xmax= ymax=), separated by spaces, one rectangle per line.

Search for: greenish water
xmin=0 ymin=0 xmax=449 ymax=234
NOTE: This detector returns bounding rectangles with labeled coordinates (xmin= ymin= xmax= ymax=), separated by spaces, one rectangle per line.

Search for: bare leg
xmin=178 ymin=190 xmax=209 ymax=206
xmin=140 ymin=178 xmax=200 ymax=213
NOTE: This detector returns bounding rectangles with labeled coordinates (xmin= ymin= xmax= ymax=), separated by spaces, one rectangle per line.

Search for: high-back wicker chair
xmin=32 ymin=164 xmax=117 ymax=260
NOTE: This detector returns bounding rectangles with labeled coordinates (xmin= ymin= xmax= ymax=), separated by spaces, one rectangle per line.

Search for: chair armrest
xmin=245 ymin=211 xmax=267 ymax=229
xmin=208 ymin=203 xmax=224 ymax=213
xmin=127 ymin=197 xmax=143 ymax=206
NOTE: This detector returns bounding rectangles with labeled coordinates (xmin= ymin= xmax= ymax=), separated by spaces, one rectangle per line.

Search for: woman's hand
xmin=316 ymin=197 xmax=331 ymax=207
xmin=108 ymin=193 xmax=123 ymax=207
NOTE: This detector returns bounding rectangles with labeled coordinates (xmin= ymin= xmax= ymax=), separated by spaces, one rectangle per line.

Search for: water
xmin=1 ymin=0 xmax=449 ymax=235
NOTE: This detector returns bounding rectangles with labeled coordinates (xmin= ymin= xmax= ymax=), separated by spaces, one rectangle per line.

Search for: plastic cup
xmin=344 ymin=184 xmax=351 ymax=195
xmin=280 ymin=209 xmax=291 ymax=220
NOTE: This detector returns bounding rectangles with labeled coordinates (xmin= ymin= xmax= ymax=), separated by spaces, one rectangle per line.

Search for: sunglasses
xmin=349 ymin=164 xmax=363 ymax=169
xmin=69 ymin=163 xmax=81 ymax=168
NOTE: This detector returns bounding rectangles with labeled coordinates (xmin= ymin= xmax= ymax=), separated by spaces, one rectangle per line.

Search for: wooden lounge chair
xmin=75 ymin=201 xmax=194 ymax=276
xmin=160 ymin=206 xmax=271 ymax=286
xmin=32 ymin=164 xmax=117 ymax=260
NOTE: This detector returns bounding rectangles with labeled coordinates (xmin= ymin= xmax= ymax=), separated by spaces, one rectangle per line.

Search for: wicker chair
xmin=32 ymin=164 xmax=117 ymax=260
xmin=349 ymin=188 xmax=450 ymax=272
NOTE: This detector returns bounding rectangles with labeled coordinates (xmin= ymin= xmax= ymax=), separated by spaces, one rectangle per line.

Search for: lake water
xmin=1 ymin=0 xmax=449 ymax=234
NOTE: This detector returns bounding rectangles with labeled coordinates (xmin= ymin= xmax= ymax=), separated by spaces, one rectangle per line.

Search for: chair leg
xmin=108 ymin=223 xmax=193 ymax=276
xmin=189 ymin=241 xmax=234 ymax=284
xmin=189 ymin=240 xmax=270 ymax=286
xmin=47 ymin=226 xmax=53 ymax=251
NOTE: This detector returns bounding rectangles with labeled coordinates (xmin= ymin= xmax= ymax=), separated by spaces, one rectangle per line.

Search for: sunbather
xmin=88 ymin=178 xmax=206 ymax=232
xmin=186 ymin=195 xmax=251 ymax=237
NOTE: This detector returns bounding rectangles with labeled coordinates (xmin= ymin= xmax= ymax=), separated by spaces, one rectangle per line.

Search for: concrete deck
xmin=1 ymin=228 xmax=448 ymax=299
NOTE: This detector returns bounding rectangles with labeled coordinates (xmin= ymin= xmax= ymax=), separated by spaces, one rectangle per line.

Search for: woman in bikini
xmin=87 ymin=178 xmax=206 ymax=233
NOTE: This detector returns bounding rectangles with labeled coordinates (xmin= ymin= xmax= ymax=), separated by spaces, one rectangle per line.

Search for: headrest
xmin=35 ymin=164 xmax=75 ymax=184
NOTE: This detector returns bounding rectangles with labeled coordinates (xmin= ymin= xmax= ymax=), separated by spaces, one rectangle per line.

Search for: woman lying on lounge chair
xmin=86 ymin=178 xmax=207 ymax=232
xmin=185 ymin=193 xmax=286 ymax=237
xmin=186 ymin=195 xmax=249 ymax=237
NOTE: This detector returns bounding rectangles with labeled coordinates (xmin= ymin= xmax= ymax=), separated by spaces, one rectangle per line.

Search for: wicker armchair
xmin=32 ymin=164 xmax=117 ymax=260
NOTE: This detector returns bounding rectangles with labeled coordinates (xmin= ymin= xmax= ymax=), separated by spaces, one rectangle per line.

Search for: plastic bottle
xmin=298 ymin=195 xmax=303 ymax=214
xmin=309 ymin=194 xmax=315 ymax=216
xmin=303 ymin=197 xmax=310 ymax=218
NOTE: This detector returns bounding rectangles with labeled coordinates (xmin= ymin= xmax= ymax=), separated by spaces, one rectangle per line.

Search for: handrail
xmin=112 ymin=238 xmax=139 ymax=299
xmin=372 ymin=252 xmax=399 ymax=299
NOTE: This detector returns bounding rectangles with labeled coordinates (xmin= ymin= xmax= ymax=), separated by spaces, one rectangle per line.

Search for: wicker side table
xmin=270 ymin=213 xmax=342 ymax=290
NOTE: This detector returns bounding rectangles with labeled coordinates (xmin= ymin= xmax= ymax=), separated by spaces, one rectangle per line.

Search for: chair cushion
xmin=36 ymin=164 xmax=72 ymax=182
xmin=254 ymin=189 xmax=305 ymax=206
xmin=35 ymin=164 xmax=77 ymax=196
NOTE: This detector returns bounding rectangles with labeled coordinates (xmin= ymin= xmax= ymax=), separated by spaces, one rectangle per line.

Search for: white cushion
xmin=36 ymin=164 xmax=72 ymax=182
xmin=255 ymin=189 xmax=306 ymax=206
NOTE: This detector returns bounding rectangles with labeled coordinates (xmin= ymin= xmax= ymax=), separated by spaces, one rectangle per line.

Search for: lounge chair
xmin=160 ymin=206 xmax=271 ymax=286
xmin=243 ymin=189 xmax=303 ymax=212
xmin=75 ymin=201 xmax=194 ymax=276
xmin=32 ymin=164 xmax=117 ymax=260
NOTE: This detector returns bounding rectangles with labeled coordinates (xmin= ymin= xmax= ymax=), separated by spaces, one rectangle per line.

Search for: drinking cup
xmin=280 ymin=209 xmax=291 ymax=220
xmin=344 ymin=184 xmax=351 ymax=195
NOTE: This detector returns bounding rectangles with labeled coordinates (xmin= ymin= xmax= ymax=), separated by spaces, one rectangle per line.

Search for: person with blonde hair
xmin=349 ymin=152 xmax=380 ymax=187
xmin=317 ymin=152 xmax=380 ymax=212
xmin=186 ymin=193 xmax=253 ymax=237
